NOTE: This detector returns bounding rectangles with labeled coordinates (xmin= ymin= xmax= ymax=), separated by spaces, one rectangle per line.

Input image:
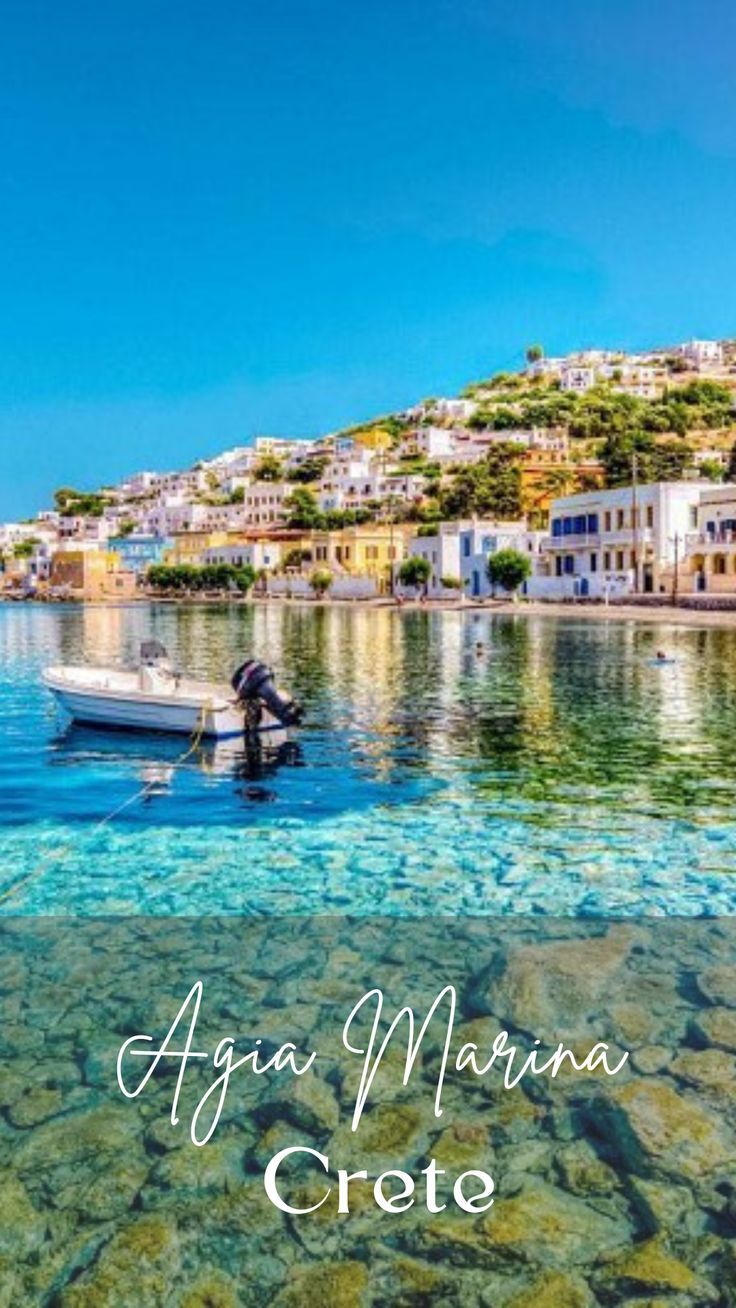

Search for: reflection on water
xmin=0 ymin=602 xmax=735 ymax=914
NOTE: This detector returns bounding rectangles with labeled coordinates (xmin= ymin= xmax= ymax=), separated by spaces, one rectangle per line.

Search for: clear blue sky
xmin=2 ymin=0 xmax=736 ymax=519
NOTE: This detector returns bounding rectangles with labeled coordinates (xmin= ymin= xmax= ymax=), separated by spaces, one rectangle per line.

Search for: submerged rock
xmin=691 ymin=1005 xmax=736 ymax=1051
xmin=478 ymin=1180 xmax=631 ymax=1268
xmin=482 ymin=927 xmax=637 ymax=1036
xmin=695 ymin=964 xmax=736 ymax=1007
xmin=605 ymin=1078 xmax=735 ymax=1181
xmin=504 ymin=1269 xmax=593 ymax=1307
xmin=598 ymin=1236 xmax=716 ymax=1300
xmin=59 ymin=1215 xmax=180 ymax=1307
xmin=179 ymin=1269 xmax=240 ymax=1308
xmin=272 ymin=1260 xmax=368 ymax=1308
xmin=0 ymin=1177 xmax=47 ymax=1258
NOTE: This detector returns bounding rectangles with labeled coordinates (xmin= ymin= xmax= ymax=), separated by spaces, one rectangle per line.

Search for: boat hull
xmin=42 ymin=667 xmax=286 ymax=741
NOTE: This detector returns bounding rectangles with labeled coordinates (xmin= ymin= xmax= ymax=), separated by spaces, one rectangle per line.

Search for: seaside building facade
xmin=107 ymin=534 xmax=172 ymax=574
xmin=310 ymin=523 xmax=412 ymax=587
xmin=682 ymin=485 xmax=736 ymax=593
xmin=540 ymin=482 xmax=705 ymax=599
xmin=48 ymin=548 xmax=137 ymax=600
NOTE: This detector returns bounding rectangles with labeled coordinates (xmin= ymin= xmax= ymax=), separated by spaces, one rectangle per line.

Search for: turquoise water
xmin=1 ymin=601 xmax=735 ymax=914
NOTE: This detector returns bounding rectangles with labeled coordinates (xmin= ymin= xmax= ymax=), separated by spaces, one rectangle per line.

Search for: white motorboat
xmin=43 ymin=642 xmax=302 ymax=742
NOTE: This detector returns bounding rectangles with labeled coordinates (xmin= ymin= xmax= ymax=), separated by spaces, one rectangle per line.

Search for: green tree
xmin=253 ymin=455 xmax=284 ymax=482
xmin=398 ymin=555 xmax=432 ymax=592
xmin=290 ymin=456 xmax=329 ymax=483
xmin=53 ymin=487 xmax=109 ymax=517
xmin=696 ymin=458 xmax=725 ymax=483
xmin=525 ymin=343 xmax=544 ymax=364
xmin=146 ymin=562 xmax=255 ymax=594
xmin=12 ymin=538 xmax=39 ymax=558
xmin=486 ymin=549 xmax=532 ymax=596
xmin=283 ymin=546 xmax=310 ymax=569
xmin=309 ymin=568 xmax=333 ymax=596
xmin=285 ymin=488 xmax=324 ymax=529
xmin=439 ymin=443 xmax=524 ymax=520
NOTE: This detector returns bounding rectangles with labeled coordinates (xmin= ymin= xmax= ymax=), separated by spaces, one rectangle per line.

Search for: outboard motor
xmin=140 ymin=639 xmax=170 ymax=668
xmin=139 ymin=639 xmax=178 ymax=691
xmin=231 ymin=660 xmax=303 ymax=727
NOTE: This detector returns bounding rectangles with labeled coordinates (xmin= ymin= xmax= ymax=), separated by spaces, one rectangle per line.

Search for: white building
xmin=404 ymin=397 xmax=477 ymax=423
xmin=115 ymin=470 xmax=161 ymax=499
xmin=0 ymin=521 xmax=58 ymax=549
xmin=526 ymin=356 xmax=565 ymax=379
xmin=57 ymin=515 xmax=112 ymax=544
xmin=459 ymin=522 xmax=545 ymax=598
xmin=242 ymin=481 xmax=294 ymax=527
xmin=541 ymin=482 xmax=706 ymax=598
xmin=318 ymin=470 xmax=426 ymax=513
xmin=677 ymin=340 xmax=724 ymax=371
xmin=408 ymin=520 xmax=545 ymax=598
xmin=560 ymin=365 xmax=598 ymax=393
xmin=407 ymin=523 xmax=467 ymax=594
xmin=141 ymin=499 xmax=210 ymax=536
xmin=399 ymin=426 xmax=459 ymax=460
xmin=429 ymin=398 xmax=478 ymax=422
xmin=682 ymin=483 xmax=736 ymax=594
xmin=201 ymin=540 xmax=283 ymax=572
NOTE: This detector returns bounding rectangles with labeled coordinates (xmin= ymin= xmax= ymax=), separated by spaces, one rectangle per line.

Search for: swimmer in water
xmin=656 ymin=650 xmax=667 ymax=662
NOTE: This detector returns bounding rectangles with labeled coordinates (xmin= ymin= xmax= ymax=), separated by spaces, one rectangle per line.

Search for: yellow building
xmin=49 ymin=549 xmax=138 ymax=600
xmin=682 ymin=485 xmax=736 ymax=595
xmin=308 ymin=524 xmax=413 ymax=588
xmin=164 ymin=531 xmax=230 ymax=565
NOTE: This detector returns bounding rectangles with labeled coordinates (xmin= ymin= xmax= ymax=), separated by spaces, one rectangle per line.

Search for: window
xmin=555 ymin=557 xmax=563 ymax=577
xmin=617 ymin=510 xmax=625 ymax=529
xmin=603 ymin=551 xmax=611 ymax=570
xmin=462 ymin=537 xmax=471 ymax=557
xmin=604 ymin=512 xmax=612 ymax=532
xmin=646 ymin=506 xmax=654 ymax=528
xmin=587 ymin=514 xmax=599 ymax=533
xmin=552 ymin=519 xmax=562 ymax=538
xmin=616 ymin=551 xmax=624 ymax=570
xmin=590 ymin=553 xmax=598 ymax=572
xmin=564 ymin=556 xmax=575 ymax=575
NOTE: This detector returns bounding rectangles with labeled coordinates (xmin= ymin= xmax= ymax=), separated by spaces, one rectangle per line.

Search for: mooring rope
xmin=0 ymin=701 xmax=212 ymax=909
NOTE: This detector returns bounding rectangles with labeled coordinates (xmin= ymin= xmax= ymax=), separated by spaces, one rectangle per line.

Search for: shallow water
xmin=1 ymin=601 xmax=735 ymax=914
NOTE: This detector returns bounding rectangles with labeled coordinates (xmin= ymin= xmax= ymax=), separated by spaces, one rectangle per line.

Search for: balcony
xmin=543 ymin=527 xmax=654 ymax=551
xmin=685 ymin=530 xmax=736 ymax=551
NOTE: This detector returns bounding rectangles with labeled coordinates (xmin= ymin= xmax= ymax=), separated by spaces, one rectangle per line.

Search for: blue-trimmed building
xmin=107 ymin=534 xmax=172 ymax=575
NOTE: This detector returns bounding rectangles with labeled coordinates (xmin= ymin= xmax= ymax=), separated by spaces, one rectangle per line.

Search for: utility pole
xmin=387 ymin=495 xmax=396 ymax=597
xmin=672 ymin=531 xmax=680 ymax=605
xmin=631 ymin=451 xmax=639 ymax=594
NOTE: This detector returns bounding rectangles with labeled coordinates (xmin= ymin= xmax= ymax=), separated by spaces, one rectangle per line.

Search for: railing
xmin=686 ymin=530 xmax=736 ymax=547
xmin=543 ymin=527 xmax=654 ymax=550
